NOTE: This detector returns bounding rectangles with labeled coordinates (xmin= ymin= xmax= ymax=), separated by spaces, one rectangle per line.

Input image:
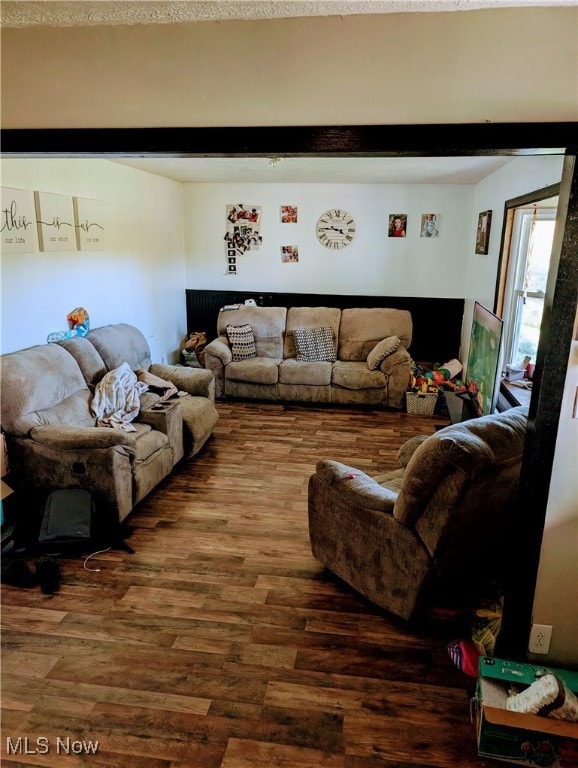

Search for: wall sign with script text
xmin=74 ymin=197 xmax=105 ymax=250
xmin=34 ymin=191 xmax=76 ymax=252
xmin=1 ymin=187 xmax=38 ymax=253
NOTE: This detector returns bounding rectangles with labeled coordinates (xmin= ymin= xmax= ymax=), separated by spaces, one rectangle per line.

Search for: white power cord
xmin=83 ymin=546 xmax=112 ymax=572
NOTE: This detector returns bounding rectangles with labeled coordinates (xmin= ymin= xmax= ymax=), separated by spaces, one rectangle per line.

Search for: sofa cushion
xmin=367 ymin=336 xmax=401 ymax=370
xmin=226 ymin=324 xmax=257 ymax=361
xmin=332 ymin=360 xmax=386 ymax=390
xmin=0 ymin=344 xmax=94 ymax=435
xmin=131 ymin=423 xmax=170 ymax=464
xmin=225 ymin=358 xmax=281 ymax=385
xmin=57 ymin=336 xmax=107 ymax=387
xmin=338 ymin=308 xmax=412 ymax=361
xmin=284 ymin=307 xmax=341 ymax=359
xmin=87 ymin=323 xmax=152 ymax=372
xmin=374 ymin=467 xmax=406 ymax=494
xmin=217 ymin=306 xmax=287 ymax=358
xmin=278 ymin=359 xmax=333 ymax=386
xmin=293 ymin=327 xmax=336 ymax=362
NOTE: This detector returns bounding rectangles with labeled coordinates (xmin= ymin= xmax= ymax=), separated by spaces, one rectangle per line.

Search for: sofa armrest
xmin=204 ymin=337 xmax=232 ymax=365
xmin=148 ymin=363 xmax=215 ymax=401
xmin=379 ymin=346 xmax=413 ymax=409
xmin=378 ymin=345 xmax=411 ymax=371
xmin=29 ymin=424 xmax=136 ymax=452
xmin=314 ymin=459 xmax=397 ymax=513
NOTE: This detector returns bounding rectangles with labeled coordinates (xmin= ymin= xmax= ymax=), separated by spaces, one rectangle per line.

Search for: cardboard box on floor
xmin=475 ymin=656 xmax=578 ymax=767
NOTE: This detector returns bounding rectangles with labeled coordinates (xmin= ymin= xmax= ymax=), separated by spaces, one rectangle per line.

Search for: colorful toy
xmin=47 ymin=307 xmax=90 ymax=343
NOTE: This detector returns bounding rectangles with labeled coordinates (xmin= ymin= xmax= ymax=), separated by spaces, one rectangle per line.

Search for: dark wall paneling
xmin=186 ymin=289 xmax=464 ymax=364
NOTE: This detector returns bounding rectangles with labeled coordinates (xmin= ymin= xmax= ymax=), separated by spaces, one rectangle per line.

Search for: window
xmin=502 ymin=205 xmax=557 ymax=367
xmin=496 ymin=186 xmax=559 ymax=373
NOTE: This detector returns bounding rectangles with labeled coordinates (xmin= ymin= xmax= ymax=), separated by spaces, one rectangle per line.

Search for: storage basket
xmin=406 ymin=390 xmax=439 ymax=415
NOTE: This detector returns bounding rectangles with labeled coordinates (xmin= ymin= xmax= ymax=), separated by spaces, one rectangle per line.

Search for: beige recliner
xmin=308 ymin=406 xmax=528 ymax=622
xmin=0 ymin=324 xmax=218 ymax=523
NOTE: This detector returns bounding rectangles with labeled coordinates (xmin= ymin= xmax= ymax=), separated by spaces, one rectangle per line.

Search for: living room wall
xmin=0 ymin=159 xmax=187 ymax=358
xmin=183 ymin=182 xmax=473 ymax=297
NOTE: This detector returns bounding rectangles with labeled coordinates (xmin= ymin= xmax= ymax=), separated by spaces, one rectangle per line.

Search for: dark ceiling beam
xmin=2 ymin=123 xmax=577 ymax=157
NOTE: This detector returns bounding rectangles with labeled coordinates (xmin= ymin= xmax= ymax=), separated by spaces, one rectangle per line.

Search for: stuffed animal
xmin=184 ymin=331 xmax=208 ymax=366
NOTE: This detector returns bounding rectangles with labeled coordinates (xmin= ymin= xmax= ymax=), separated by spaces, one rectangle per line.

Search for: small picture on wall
xmin=475 ymin=210 xmax=493 ymax=255
xmin=420 ymin=213 xmax=440 ymax=238
xmin=388 ymin=214 xmax=407 ymax=238
xmin=281 ymin=245 xmax=299 ymax=263
xmin=227 ymin=262 xmax=237 ymax=274
xmin=227 ymin=204 xmax=260 ymax=224
xmin=281 ymin=205 xmax=298 ymax=223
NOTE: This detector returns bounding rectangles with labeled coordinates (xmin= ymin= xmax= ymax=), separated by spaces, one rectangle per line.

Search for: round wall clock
xmin=316 ymin=209 xmax=356 ymax=249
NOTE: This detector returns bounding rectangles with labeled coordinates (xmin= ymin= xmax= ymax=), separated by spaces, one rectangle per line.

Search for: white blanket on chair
xmin=91 ymin=362 xmax=148 ymax=431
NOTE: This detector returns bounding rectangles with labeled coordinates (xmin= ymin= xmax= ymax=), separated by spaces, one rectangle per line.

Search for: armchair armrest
xmin=30 ymin=424 xmax=136 ymax=452
xmin=149 ymin=363 xmax=215 ymax=400
xmin=397 ymin=435 xmax=429 ymax=467
xmin=204 ymin=337 xmax=232 ymax=365
xmin=314 ymin=459 xmax=397 ymax=513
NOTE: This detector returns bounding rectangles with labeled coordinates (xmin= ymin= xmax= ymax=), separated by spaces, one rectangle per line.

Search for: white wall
xmin=1 ymin=9 xmax=576 ymax=128
xmin=0 ymin=160 xmax=187 ymax=361
xmin=460 ymin=156 xmax=565 ymax=362
xmin=184 ymin=182 xmax=473 ymax=298
xmin=530 ymin=329 xmax=578 ymax=667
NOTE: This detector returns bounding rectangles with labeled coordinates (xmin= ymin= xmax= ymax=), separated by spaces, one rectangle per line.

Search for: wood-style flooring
xmin=1 ymin=401 xmax=492 ymax=767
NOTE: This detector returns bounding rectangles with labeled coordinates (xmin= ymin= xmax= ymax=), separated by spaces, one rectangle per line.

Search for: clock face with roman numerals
xmin=316 ymin=209 xmax=356 ymax=249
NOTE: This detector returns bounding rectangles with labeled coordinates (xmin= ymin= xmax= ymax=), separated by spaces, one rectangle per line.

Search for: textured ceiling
xmin=111 ymin=155 xmax=515 ymax=184
xmin=1 ymin=0 xmax=573 ymax=27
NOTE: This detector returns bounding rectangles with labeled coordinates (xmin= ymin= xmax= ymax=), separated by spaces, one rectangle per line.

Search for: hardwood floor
xmin=1 ymin=402 xmax=491 ymax=767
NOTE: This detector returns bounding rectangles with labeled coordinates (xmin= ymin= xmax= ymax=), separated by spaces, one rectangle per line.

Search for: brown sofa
xmin=0 ymin=324 xmax=219 ymax=523
xmin=204 ymin=305 xmax=413 ymax=408
xmin=308 ymin=405 xmax=528 ymax=622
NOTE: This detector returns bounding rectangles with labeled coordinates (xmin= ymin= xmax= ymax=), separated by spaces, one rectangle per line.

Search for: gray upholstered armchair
xmin=308 ymin=406 xmax=528 ymax=622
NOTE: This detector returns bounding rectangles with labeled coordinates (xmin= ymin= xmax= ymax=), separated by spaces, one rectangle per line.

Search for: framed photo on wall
xmin=280 ymin=205 xmax=298 ymax=223
xmin=420 ymin=213 xmax=440 ymax=238
xmin=475 ymin=210 xmax=492 ymax=255
xmin=388 ymin=214 xmax=407 ymax=238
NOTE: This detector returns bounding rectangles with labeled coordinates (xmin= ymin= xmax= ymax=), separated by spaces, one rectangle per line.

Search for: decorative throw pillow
xmin=367 ymin=335 xmax=400 ymax=370
xmin=293 ymin=326 xmax=336 ymax=362
xmin=226 ymin=324 xmax=257 ymax=361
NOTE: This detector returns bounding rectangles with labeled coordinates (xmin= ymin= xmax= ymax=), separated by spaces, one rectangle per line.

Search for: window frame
xmin=502 ymin=205 xmax=557 ymax=368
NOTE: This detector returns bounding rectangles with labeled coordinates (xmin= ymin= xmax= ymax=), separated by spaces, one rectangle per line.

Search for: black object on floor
xmin=35 ymin=557 xmax=61 ymax=594
xmin=1 ymin=558 xmax=37 ymax=588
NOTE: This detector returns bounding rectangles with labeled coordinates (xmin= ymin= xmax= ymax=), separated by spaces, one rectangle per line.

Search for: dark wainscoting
xmin=186 ymin=289 xmax=465 ymax=364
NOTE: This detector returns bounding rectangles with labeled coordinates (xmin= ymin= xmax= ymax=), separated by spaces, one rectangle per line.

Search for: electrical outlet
xmin=529 ymin=624 xmax=553 ymax=654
